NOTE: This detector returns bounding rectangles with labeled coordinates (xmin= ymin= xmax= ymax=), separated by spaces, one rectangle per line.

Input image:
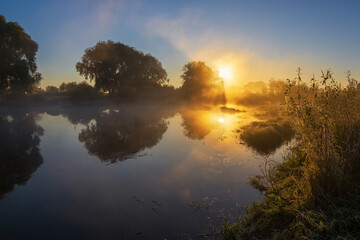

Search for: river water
xmin=0 ymin=102 xmax=292 ymax=239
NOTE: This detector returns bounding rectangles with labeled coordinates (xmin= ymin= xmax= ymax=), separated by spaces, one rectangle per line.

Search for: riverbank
xmin=225 ymin=73 xmax=360 ymax=239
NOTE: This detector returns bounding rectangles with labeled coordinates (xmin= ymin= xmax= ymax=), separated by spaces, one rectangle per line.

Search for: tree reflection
xmin=238 ymin=120 xmax=295 ymax=155
xmin=0 ymin=114 xmax=44 ymax=199
xmin=78 ymin=108 xmax=169 ymax=163
xmin=60 ymin=105 xmax=100 ymax=126
xmin=180 ymin=110 xmax=215 ymax=140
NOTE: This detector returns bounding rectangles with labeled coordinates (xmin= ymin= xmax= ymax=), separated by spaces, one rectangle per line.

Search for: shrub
xmin=237 ymin=69 xmax=360 ymax=239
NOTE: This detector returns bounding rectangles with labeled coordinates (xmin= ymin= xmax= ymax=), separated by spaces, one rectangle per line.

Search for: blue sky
xmin=1 ymin=0 xmax=360 ymax=87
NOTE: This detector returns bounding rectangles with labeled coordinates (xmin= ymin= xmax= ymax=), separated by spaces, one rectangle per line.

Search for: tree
xmin=180 ymin=61 xmax=226 ymax=104
xmin=76 ymin=40 xmax=168 ymax=96
xmin=59 ymin=81 xmax=77 ymax=92
xmin=59 ymin=81 xmax=99 ymax=100
xmin=45 ymin=85 xmax=58 ymax=93
xmin=0 ymin=15 xmax=41 ymax=99
xmin=243 ymin=81 xmax=267 ymax=94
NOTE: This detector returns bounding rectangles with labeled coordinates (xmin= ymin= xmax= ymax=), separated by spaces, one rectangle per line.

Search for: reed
xmin=230 ymin=70 xmax=360 ymax=239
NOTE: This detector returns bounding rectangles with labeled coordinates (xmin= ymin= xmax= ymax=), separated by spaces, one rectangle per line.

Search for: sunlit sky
xmin=1 ymin=0 xmax=360 ymax=87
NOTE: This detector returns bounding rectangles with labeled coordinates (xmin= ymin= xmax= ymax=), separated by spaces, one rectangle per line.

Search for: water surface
xmin=0 ymin=103 xmax=291 ymax=239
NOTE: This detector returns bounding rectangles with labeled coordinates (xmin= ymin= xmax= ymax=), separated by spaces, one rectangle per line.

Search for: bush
xmin=237 ymin=69 xmax=360 ymax=239
xmin=59 ymin=81 xmax=101 ymax=100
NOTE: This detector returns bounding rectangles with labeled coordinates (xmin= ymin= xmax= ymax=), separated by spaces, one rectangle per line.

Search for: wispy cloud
xmin=42 ymin=0 xmax=138 ymax=85
xmin=145 ymin=10 xmax=320 ymax=86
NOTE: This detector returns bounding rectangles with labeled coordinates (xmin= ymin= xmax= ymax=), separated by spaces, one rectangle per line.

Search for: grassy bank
xmin=225 ymin=70 xmax=360 ymax=239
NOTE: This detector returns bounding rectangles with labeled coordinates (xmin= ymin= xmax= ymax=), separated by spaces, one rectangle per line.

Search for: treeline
xmin=0 ymin=15 xmax=225 ymax=104
xmin=48 ymin=41 xmax=226 ymax=104
xmin=227 ymin=79 xmax=289 ymax=106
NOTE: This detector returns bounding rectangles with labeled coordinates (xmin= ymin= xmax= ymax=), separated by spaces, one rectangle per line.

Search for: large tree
xmin=76 ymin=40 xmax=168 ymax=96
xmin=180 ymin=61 xmax=226 ymax=104
xmin=0 ymin=15 xmax=41 ymax=98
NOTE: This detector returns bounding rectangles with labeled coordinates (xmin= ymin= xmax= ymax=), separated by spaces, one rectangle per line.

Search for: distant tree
xmin=243 ymin=81 xmax=267 ymax=94
xmin=0 ymin=15 xmax=41 ymax=99
xmin=180 ymin=61 xmax=226 ymax=104
xmin=59 ymin=82 xmax=77 ymax=92
xmin=45 ymin=85 xmax=58 ymax=93
xmin=268 ymin=79 xmax=287 ymax=96
xmin=59 ymin=81 xmax=99 ymax=100
xmin=76 ymin=40 xmax=168 ymax=96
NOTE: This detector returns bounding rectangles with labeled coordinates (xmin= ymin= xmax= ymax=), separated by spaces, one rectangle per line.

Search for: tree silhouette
xmin=0 ymin=15 xmax=41 ymax=99
xmin=59 ymin=81 xmax=100 ymax=100
xmin=76 ymin=40 xmax=168 ymax=97
xmin=78 ymin=108 xmax=169 ymax=163
xmin=0 ymin=113 xmax=44 ymax=199
xmin=180 ymin=61 xmax=226 ymax=104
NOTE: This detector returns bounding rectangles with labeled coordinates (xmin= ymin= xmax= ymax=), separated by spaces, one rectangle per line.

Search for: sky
xmin=1 ymin=0 xmax=360 ymax=88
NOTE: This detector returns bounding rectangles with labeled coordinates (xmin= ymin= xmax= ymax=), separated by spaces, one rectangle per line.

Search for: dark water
xmin=0 ymin=103 xmax=292 ymax=239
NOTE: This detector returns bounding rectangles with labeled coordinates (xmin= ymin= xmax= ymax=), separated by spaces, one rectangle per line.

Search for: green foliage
xmin=236 ymin=70 xmax=360 ymax=239
xmin=221 ymin=221 xmax=240 ymax=240
xmin=180 ymin=61 xmax=226 ymax=104
xmin=0 ymin=15 xmax=41 ymax=99
xmin=76 ymin=40 xmax=168 ymax=97
xmin=284 ymin=69 xmax=360 ymax=197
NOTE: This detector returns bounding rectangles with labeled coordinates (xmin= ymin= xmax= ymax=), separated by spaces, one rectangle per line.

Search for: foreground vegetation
xmin=223 ymin=70 xmax=360 ymax=239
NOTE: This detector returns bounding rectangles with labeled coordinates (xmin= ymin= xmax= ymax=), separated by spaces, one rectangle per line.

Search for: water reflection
xmin=0 ymin=113 xmax=44 ymax=199
xmin=60 ymin=107 xmax=97 ymax=125
xmin=78 ymin=107 xmax=172 ymax=163
xmin=237 ymin=119 xmax=295 ymax=155
xmin=0 ymin=104 xmax=294 ymax=239
xmin=180 ymin=109 xmax=215 ymax=140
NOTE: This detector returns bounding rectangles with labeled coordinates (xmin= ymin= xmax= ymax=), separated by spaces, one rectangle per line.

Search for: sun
xmin=218 ymin=117 xmax=225 ymax=123
xmin=219 ymin=68 xmax=232 ymax=81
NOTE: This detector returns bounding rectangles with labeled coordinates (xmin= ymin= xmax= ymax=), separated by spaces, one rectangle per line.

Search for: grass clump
xmin=233 ymin=70 xmax=360 ymax=239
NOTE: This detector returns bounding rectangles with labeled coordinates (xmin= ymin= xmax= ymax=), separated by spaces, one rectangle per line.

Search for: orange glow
xmin=219 ymin=68 xmax=232 ymax=80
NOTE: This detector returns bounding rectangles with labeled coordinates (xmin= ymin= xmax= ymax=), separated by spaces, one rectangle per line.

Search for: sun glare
xmin=219 ymin=68 xmax=232 ymax=80
xmin=218 ymin=117 xmax=225 ymax=123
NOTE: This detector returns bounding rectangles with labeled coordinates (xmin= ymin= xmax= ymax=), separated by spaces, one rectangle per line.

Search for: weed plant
xmin=228 ymin=69 xmax=360 ymax=240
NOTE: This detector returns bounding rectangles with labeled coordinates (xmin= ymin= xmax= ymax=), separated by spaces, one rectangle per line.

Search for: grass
xmin=222 ymin=70 xmax=360 ymax=240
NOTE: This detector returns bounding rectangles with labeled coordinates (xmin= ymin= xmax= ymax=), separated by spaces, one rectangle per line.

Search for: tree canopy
xmin=180 ymin=61 xmax=226 ymax=104
xmin=0 ymin=15 xmax=41 ymax=98
xmin=76 ymin=40 xmax=168 ymax=96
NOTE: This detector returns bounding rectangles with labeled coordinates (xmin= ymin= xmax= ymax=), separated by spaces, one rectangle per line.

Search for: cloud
xmin=61 ymin=0 xmax=126 ymax=40
xmin=41 ymin=0 xmax=137 ymax=86
xmin=145 ymin=10 xmax=322 ymax=86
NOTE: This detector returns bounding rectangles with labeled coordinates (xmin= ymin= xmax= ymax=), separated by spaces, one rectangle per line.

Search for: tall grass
xmin=232 ymin=70 xmax=360 ymax=239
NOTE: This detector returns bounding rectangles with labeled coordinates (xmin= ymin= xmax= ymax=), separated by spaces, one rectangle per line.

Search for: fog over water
xmin=0 ymin=103 xmax=293 ymax=239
